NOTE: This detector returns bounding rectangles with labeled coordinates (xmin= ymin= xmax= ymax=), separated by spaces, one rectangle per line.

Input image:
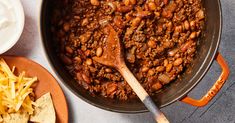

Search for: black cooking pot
xmin=40 ymin=0 xmax=229 ymax=113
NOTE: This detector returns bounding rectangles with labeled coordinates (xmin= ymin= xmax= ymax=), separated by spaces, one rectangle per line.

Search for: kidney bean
xmin=172 ymin=31 xmax=179 ymax=38
xmin=174 ymin=58 xmax=183 ymax=66
xmin=125 ymin=12 xmax=133 ymax=21
xmin=79 ymin=32 xmax=92 ymax=43
xmin=85 ymin=50 xmax=91 ymax=57
xmin=130 ymin=0 xmax=136 ymax=5
xmin=85 ymin=59 xmax=93 ymax=66
xmin=153 ymin=60 xmax=160 ymax=66
xmin=107 ymin=2 xmax=116 ymax=14
xmin=156 ymin=66 xmax=165 ymax=72
xmin=74 ymin=57 xmax=82 ymax=64
xmin=189 ymin=0 xmax=194 ymax=4
xmin=166 ymin=64 xmax=173 ymax=72
xmin=175 ymin=25 xmax=183 ymax=33
xmin=90 ymin=0 xmax=99 ymax=6
xmin=180 ymin=40 xmax=193 ymax=52
xmin=96 ymin=47 xmax=103 ymax=57
xmin=89 ymin=66 xmax=97 ymax=73
xmin=130 ymin=46 xmax=136 ymax=54
xmin=142 ymin=66 xmax=149 ymax=72
xmin=189 ymin=32 xmax=197 ymax=39
xmin=63 ymin=22 xmax=70 ymax=32
xmin=154 ymin=12 xmax=161 ymax=18
xmin=107 ymin=83 xmax=117 ymax=95
xmin=126 ymin=52 xmax=135 ymax=63
xmin=82 ymin=74 xmax=91 ymax=84
xmin=105 ymin=68 xmax=112 ymax=73
xmin=74 ymin=16 xmax=80 ymax=20
xmin=184 ymin=20 xmax=190 ymax=30
xmin=190 ymin=20 xmax=196 ymax=30
xmin=175 ymin=53 xmax=180 ymax=58
xmin=163 ymin=41 xmax=172 ymax=48
xmin=131 ymin=17 xmax=141 ymax=27
xmin=163 ymin=0 xmax=168 ymax=5
xmin=81 ymin=18 xmax=89 ymax=26
xmin=148 ymin=2 xmax=157 ymax=11
xmin=187 ymin=47 xmax=196 ymax=55
xmin=76 ymin=72 xmax=84 ymax=81
xmin=161 ymin=10 xmax=173 ymax=19
xmin=164 ymin=59 xmax=168 ymax=67
xmin=60 ymin=54 xmax=72 ymax=65
xmin=65 ymin=46 xmax=73 ymax=54
xmin=196 ymin=9 xmax=205 ymax=20
xmin=123 ymin=0 xmax=130 ymax=6
xmin=58 ymin=30 xmax=65 ymax=38
xmin=152 ymin=82 xmax=162 ymax=91
xmin=166 ymin=21 xmax=173 ymax=31
xmin=167 ymin=1 xmax=177 ymax=12
xmin=148 ymin=69 xmax=155 ymax=76
xmin=196 ymin=31 xmax=201 ymax=37
xmin=158 ymin=74 xmax=171 ymax=84
xmin=156 ymin=25 xmax=163 ymax=35
xmin=168 ymin=48 xmax=178 ymax=56
xmin=147 ymin=40 xmax=156 ymax=48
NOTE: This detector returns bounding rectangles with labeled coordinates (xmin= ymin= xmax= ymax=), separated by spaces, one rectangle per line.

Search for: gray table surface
xmin=4 ymin=0 xmax=235 ymax=123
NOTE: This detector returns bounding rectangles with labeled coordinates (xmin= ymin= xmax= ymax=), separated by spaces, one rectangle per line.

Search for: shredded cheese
xmin=0 ymin=58 xmax=37 ymax=115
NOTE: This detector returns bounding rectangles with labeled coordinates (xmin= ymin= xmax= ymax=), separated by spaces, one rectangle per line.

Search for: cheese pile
xmin=0 ymin=58 xmax=37 ymax=115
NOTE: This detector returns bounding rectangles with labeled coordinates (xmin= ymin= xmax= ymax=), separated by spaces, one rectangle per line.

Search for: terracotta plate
xmin=1 ymin=56 xmax=68 ymax=123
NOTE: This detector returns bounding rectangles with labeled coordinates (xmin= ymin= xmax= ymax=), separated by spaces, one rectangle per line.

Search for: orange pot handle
xmin=181 ymin=52 xmax=230 ymax=107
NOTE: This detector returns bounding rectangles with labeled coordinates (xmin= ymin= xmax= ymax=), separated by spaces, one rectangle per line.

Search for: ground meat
xmin=51 ymin=0 xmax=205 ymax=100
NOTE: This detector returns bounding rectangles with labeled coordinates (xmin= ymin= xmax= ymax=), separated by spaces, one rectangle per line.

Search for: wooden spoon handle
xmin=144 ymin=96 xmax=169 ymax=123
xmin=119 ymin=65 xmax=169 ymax=123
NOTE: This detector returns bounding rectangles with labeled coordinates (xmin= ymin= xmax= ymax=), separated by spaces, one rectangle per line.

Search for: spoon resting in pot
xmin=93 ymin=25 xmax=169 ymax=123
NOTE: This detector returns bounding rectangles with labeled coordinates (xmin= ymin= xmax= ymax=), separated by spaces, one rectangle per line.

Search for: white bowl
xmin=0 ymin=0 xmax=25 ymax=54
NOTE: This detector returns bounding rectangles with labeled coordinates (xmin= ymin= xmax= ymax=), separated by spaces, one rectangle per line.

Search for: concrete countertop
xmin=4 ymin=0 xmax=235 ymax=122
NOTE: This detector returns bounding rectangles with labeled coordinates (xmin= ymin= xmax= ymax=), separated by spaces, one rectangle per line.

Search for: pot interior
xmin=40 ymin=0 xmax=221 ymax=113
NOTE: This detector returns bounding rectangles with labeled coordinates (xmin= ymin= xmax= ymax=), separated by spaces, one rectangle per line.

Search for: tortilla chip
xmin=30 ymin=93 xmax=56 ymax=123
xmin=2 ymin=112 xmax=29 ymax=123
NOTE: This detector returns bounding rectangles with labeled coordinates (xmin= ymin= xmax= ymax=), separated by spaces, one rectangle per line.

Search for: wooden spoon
xmin=93 ymin=25 xmax=169 ymax=123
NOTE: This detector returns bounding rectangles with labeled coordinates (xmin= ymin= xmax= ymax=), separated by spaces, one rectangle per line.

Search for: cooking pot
xmin=40 ymin=0 xmax=230 ymax=113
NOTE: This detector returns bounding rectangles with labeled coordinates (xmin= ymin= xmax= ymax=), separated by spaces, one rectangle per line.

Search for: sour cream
xmin=0 ymin=0 xmax=24 ymax=54
xmin=0 ymin=0 xmax=16 ymax=41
